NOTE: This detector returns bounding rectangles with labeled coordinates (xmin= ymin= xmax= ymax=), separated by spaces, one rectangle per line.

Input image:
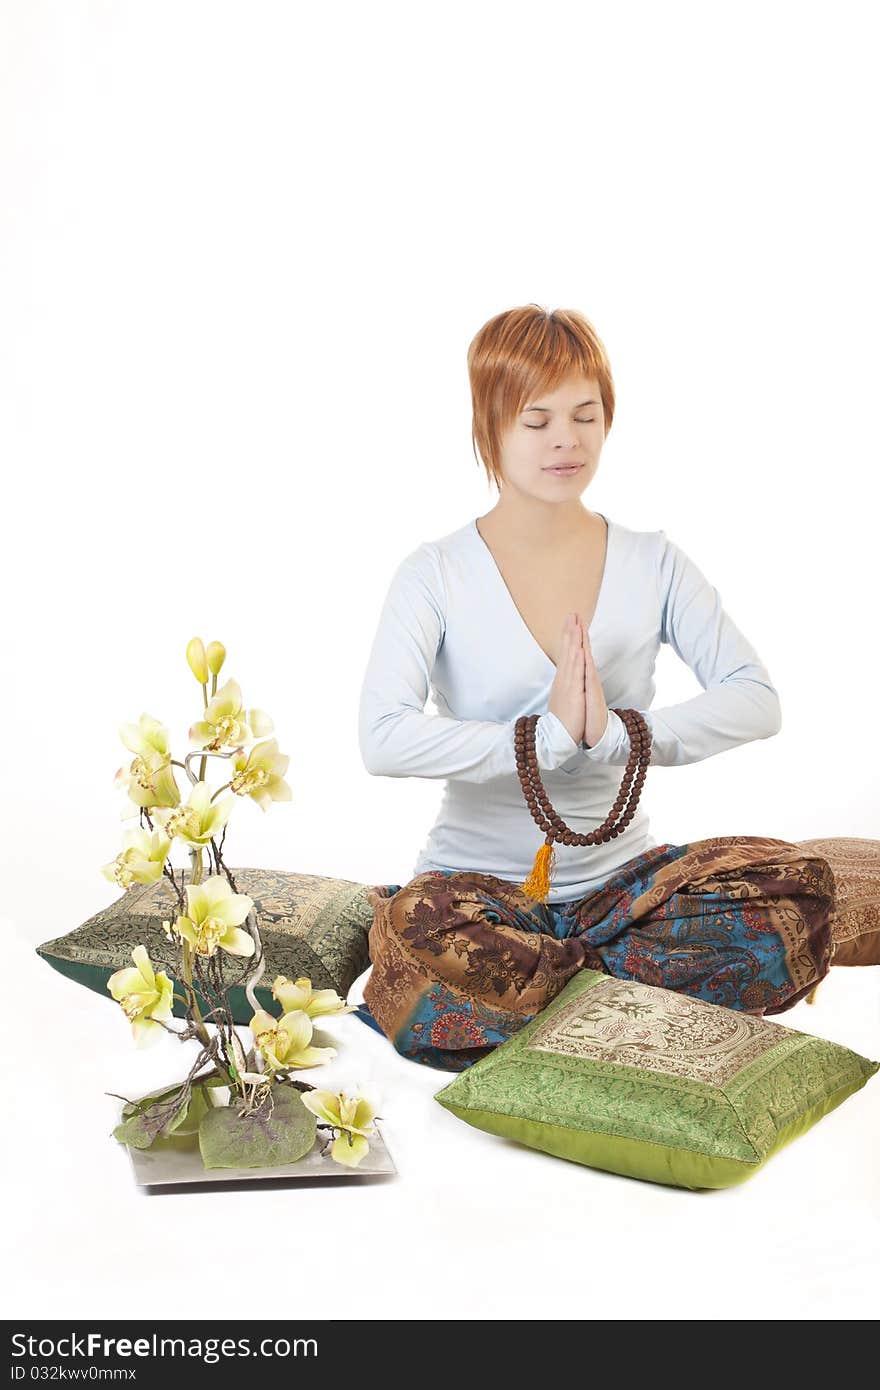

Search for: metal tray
xmin=121 ymin=1097 xmax=397 ymax=1189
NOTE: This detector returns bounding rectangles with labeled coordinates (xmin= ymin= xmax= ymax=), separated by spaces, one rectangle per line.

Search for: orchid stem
xmin=198 ymin=683 xmax=208 ymax=781
xmin=180 ymin=848 xmax=213 ymax=1050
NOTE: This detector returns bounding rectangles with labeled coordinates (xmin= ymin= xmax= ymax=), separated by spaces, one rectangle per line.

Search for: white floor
xmin=6 ymin=918 xmax=878 ymax=1321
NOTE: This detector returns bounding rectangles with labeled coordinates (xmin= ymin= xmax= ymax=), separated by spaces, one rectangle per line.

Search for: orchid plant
xmin=103 ymin=637 xmax=381 ymax=1172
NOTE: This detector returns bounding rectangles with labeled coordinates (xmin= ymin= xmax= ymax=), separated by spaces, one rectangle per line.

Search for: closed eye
xmin=525 ymin=418 xmax=595 ymax=429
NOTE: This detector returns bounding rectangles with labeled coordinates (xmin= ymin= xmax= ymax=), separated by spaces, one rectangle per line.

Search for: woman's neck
xmin=477 ymin=498 xmax=597 ymax=551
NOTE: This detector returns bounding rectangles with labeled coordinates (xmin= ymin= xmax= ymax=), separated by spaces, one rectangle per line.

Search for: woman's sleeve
xmin=358 ymin=543 xmax=582 ymax=782
xmin=582 ymin=529 xmax=782 ymax=768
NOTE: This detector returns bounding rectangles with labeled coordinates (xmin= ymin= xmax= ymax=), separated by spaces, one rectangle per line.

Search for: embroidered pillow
xmin=433 ymin=969 xmax=878 ymax=1190
xmin=36 ymin=867 xmax=376 ymax=1023
xmin=796 ymin=837 xmax=880 ymax=967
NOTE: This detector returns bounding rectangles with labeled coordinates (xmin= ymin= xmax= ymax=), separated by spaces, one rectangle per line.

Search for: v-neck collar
xmin=470 ymin=513 xmax=614 ymax=672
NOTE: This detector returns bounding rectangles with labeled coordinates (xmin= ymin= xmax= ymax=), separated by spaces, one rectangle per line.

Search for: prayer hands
xmin=582 ymin=621 xmax=610 ymax=748
xmin=548 ymin=614 xmax=609 ymax=749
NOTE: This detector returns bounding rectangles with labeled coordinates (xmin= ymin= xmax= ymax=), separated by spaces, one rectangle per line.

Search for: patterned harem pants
xmin=355 ymin=836 xmax=838 ymax=1071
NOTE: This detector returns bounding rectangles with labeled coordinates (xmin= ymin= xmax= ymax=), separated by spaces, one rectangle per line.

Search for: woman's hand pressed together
xmin=548 ymin=613 xmax=586 ymax=746
xmin=581 ymin=619 xmax=610 ymax=748
xmin=547 ymin=614 xmax=609 ymax=749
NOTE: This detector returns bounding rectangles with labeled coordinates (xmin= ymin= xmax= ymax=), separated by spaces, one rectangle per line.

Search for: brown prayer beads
xmin=514 ymin=709 xmax=652 ymax=848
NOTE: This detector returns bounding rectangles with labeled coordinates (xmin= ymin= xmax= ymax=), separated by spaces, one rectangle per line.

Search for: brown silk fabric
xmin=363 ymin=836 xmax=840 ymax=1064
xmin=367 ymin=869 xmax=609 ymax=1023
xmin=367 ymin=867 xmax=606 ymax=1023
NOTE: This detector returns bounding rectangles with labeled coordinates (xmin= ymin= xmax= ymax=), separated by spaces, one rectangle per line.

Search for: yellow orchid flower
xmin=119 ymin=712 xmax=170 ymax=761
xmin=168 ymin=874 xmax=255 ymax=958
xmin=206 ymin=641 xmax=226 ymax=677
xmin=113 ymin=750 xmax=180 ymax=810
xmin=300 ymin=1088 xmax=379 ymax=1167
xmin=230 ymin=738 xmax=292 ymax=811
xmin=114 ymin=714 xmax=180 ymax=809
xmin=102 ymin=827 xmax=171 ymax=889
xmin=249 ymin=1009 xmax=337 ymax=1072
xmin=152 ymin=781 xmax=234 ymax=847
xmin=186 ymin=637 xmax=209 ymax=684
xmin=188 ymin=679 xmax=274 ymax=752
xmin=107 ymin=945 xmax=174 ymax=1048
xmin=328 ymin=1132 xmax=370 ymax=1167
xmin=271 ymin=975 xmax=356 ymax=1019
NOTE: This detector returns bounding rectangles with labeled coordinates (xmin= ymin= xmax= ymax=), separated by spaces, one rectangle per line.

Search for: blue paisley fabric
xmin=355 ymin=836 xmax=837 ymax=1071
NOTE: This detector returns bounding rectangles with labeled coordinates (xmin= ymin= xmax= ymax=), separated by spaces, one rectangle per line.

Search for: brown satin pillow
xmin=796 ymin=837 xmax=880 ymax=967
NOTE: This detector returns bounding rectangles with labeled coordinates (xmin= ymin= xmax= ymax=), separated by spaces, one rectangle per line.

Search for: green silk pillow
xmin=36 ymin=867 xmax=376 ymax=1024
xmin=434 ymin=970 xmax=879 ymax=1190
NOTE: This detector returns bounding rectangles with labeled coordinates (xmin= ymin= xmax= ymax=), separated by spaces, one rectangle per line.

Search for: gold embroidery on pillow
xmin=526 ymin=977 xmax=780 ymax=1086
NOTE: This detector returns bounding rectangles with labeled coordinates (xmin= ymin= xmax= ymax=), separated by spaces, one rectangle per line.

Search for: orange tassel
xmin=520 ymin=840 xmax=556 ymax=904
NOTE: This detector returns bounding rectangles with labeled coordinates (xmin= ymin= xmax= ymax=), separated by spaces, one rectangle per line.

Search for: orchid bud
xmin=186 ymin=637 xmax=209 ymax=684
xmin=206 ymin=640 xmax=226 ymax=677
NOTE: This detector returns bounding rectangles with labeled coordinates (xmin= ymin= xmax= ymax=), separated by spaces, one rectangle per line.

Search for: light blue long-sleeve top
xmin=358 ymin=513 xmax=782 ymax=903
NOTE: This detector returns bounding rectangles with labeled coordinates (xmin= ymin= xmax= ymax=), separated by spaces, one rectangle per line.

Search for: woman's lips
xmin=545 ymin=465 xmax=583 ymax=475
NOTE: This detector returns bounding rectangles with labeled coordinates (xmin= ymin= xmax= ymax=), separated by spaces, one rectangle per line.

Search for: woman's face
xmin=496 ymin=373 xmax=606 ymax=501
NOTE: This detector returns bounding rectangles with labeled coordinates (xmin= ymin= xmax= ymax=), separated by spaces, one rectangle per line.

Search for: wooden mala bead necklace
xmin=515 ymin=709 xmax=653 ymax=904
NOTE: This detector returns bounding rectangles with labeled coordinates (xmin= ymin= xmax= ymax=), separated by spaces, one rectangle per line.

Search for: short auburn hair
xmin=467 ymin=304 xmax=616 ymax=490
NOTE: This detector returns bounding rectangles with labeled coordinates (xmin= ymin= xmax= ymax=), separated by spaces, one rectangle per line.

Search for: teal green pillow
xmin=434 ymin=970 xmax=879 ymax=1190
xmin=36 ymin=867 xmax=376 ymax=1024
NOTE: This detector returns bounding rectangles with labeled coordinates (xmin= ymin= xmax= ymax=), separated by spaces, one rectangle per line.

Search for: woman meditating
xmin=356 ymin=303 xmax=843 ymax=1071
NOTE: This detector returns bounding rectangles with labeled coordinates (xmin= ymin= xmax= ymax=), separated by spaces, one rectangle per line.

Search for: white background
xmin=1 ymin=0 xmax=877 ymax=1321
